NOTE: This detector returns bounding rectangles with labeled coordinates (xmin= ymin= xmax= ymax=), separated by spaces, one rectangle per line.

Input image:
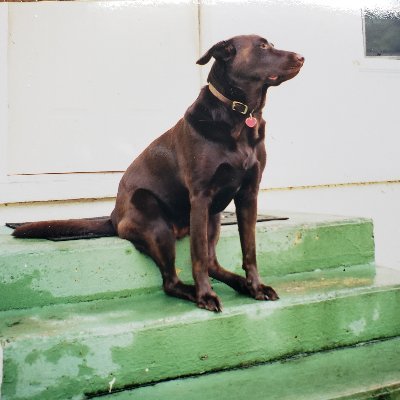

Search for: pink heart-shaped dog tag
xmin=245 ymin=116 xmax=257 ymax=128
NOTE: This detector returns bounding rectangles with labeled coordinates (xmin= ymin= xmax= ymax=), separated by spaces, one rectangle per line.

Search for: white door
xmin=1 ymin=2 xmax=200 ymax=202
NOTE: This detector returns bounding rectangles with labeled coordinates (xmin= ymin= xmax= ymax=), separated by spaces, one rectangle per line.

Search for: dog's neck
xmin=207 ymin=62 xmax=268 ymax=114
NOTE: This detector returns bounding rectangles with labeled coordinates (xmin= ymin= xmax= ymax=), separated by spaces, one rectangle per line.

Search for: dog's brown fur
xmin=13 ymin=35 xmax=304 ymax=312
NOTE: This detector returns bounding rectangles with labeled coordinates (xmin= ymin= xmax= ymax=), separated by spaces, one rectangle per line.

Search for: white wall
xmin=0 ymin=2 xmax=399 ymax=270
xmin=3 ymin=2 xmax=398 ymax=200
xmin=199 ymin=1 xmax=400 ymax=188
xmin=198 ymin=1 xmax=400 ymax=272
xmin=0 ymin=5 xmax=7 ymax=182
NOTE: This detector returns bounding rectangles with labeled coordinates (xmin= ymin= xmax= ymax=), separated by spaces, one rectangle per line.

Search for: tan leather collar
xmin=208 ymin=82 xmax=251 ymax=115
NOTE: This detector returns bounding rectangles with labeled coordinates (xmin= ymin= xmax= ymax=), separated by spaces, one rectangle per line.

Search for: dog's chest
xmin=207 ymin=143 xmax=258 ymax=214
xmin=229 ymin=133 xmax=258 ymax=170
xmin=237 ymin=146 xmax=256 ymax=171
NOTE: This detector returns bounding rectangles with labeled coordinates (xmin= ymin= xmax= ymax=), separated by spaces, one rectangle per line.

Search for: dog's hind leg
xmin=117 ymin=190 xmax=196 ymax=303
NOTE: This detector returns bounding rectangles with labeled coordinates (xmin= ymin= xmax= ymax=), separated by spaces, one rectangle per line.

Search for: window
xmin=364 ymin=4 xmax=400 ymax=57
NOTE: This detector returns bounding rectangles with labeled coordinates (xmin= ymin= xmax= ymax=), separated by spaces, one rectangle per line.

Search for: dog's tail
xmin=12 ymin=217 xmax=116 ymax=240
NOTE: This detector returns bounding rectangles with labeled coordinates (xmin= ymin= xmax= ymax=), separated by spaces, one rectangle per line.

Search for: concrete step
xmin=103 ymin=337 xmax=400 ymax=400
xmin=1 ymin=265 xmax=398 ymax=400
xmin=0 ymin=212 xmax=375 ymax=311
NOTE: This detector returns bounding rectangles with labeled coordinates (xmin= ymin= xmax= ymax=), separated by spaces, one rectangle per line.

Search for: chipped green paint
xmin=0 ymin=272 xmax=60 ymax=312
xmin=0 ymin=212 xmax=393 ymax=400
xmin=1 ymin=265 xmax=399 ymax=399
xmin=0 ymin=212 xmax=375 ymax=311
xmin=107 ymin=337 xmax=400 ymax=400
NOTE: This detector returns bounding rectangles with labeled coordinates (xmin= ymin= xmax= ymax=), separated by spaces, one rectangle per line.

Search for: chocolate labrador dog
xmin=13 ymin=35 xmax=304 ymax=312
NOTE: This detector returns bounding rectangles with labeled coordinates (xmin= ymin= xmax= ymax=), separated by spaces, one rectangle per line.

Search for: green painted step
xmin=0 ymin=212 xmax=374 ymax=311
xmin=104 ymin=337 xmax=400 ymax=400
xmin=1 ymin=265 xmax=398 ymax=400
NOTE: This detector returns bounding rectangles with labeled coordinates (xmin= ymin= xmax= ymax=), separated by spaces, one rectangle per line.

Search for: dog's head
xmin=197 ymin=34 xmax=304 ymax=87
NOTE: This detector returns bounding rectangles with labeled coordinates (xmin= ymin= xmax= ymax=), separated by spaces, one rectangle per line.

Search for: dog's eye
xmin=260 ymin=43 xmax=269 ymax=49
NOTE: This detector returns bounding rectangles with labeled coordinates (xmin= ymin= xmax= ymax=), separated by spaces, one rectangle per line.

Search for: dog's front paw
xmin=250 ymin=283 xmax=279 ymax=301
xmin=196 ymin=290 xmax=223 ymax=312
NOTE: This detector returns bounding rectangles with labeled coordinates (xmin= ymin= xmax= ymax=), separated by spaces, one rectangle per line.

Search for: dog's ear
xmin=196 ymin=40 xmax=236 ymax=65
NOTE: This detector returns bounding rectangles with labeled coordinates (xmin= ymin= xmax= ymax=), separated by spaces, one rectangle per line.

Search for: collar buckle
xmin=208 ymin=83 xmax=250 ymax=115
xmin=231 ymin=101 xmax=248 ymax=115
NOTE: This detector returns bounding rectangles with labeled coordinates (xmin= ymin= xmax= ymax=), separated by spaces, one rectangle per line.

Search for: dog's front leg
xmin=234 ymin=182 xmax=279 ymax=301
xmin=190 ymin=194 xmax=223 ymax=312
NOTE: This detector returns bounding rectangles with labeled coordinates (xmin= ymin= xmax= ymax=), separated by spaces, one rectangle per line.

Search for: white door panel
xmin=7 ymin=2 xmax=200 ymax=175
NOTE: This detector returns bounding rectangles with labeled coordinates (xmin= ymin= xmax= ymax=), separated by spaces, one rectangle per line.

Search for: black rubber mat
xmin=6 ymin=212 xmax=288 ymax=241
xmin=219 ymin=211 xmax=288 ymax=225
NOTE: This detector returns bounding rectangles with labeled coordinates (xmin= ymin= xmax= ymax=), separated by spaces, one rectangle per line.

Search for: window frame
xmin=362 ymin=6 xmax=400 ymax=60
xmin=357 ymin=7 xmax=400 ymax=73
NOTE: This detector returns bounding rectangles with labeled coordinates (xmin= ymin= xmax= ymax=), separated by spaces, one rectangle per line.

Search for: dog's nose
xmin=296 ymin=54 xmax=305 ymax=63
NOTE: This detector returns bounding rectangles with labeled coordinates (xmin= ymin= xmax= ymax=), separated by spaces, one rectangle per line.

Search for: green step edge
xmin=1 ymin=265 xmax=398 ymax=400
xmin=0 ymin=212 xmax=375 ymax=311
xmin=105 ymin=337 xmax=400 ymax=400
